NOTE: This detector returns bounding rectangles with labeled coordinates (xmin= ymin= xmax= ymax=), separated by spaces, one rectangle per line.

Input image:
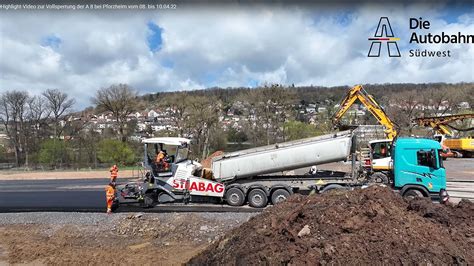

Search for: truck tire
xmin=370 ymin=172 xmax=389 ymax=184
xmin=403 ymin=189 xmax=424 ymax=200
xmin=271 ymin=189 xmax=290 ymax=205
xmin=225 ymin=187 xmax=245 ymax=206
xmin=248 ymin=189 xmax=268 ymax=208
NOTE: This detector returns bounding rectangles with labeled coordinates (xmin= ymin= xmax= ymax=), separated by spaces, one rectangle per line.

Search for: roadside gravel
xmin=0 ymin=212 xmax=256 ymax=229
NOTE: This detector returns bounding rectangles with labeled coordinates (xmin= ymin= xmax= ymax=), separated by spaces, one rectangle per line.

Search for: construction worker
xmin=155 ymin=151 xmax=170 ymax=171
xmin=109 ymin=164 xmax=118 ymax=183
xmin=105 ymin=182 xmax=116 ymax=214
xmin=380 ymin=144 xmax=387 ymax=157
xmin=155 ymin=151 xmax=165 ymax=164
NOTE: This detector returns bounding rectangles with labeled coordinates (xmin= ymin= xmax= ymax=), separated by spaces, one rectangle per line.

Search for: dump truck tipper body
xmin=211 ymin=131 xmax=353 ymax=182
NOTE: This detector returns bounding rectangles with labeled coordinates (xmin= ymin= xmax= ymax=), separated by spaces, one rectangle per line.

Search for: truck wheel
xmin=370 ymin=172 xmax=389 ymax=184
xmin=225 ymin=188 xmax=245 ymax=206
xmin=248 ymin=189 xmax=268 ymax=208
xmin=403 ymin=189 xmax=424 ymax=200
xmin=271 ymin=189 xmax=290 ymax=205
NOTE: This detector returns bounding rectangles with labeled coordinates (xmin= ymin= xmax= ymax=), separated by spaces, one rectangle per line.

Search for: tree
xmin=240 ymin=85 xmax=297 ymax=145
xmin=42 ymin=89 xmax=75 ymax=138
xmin=38 ymin=139 xmax=68 ymax=168
xmin=0 ymin=145 xmax=6 ymax=162
xmin=385 ymin=89 xmax=422 ymax=135
xmin=92 ymin=84 xmax=138 ymax=142
xmin=186 ymin=95 xmax=222 ymax=159
xmin=160 ymin=92 xmax=190 ymax=137
xmin=283 ymin=120 xmax=319 ymax=141
xmin=97 ymin=139 xmax=136 ymax=165
xmin=27 ymin=96 xmax=48 ymax=159
xmin=0 ymin=91 xmax=29 ymax=167
xmin=227 ymin=128 xmax=248 ymax=144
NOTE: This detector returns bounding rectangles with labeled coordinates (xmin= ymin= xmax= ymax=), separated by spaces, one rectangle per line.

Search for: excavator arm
xmin=413 ymin=114 xmax=474 ymax=136
xmin=333 ymin=85 xmax=398 ymax=139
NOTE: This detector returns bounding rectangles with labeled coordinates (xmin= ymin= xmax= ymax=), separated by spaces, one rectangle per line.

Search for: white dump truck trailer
xmin=116 ymin=131 xmax=361 ymax=208
xmin=211 ymin=131 xmax=352 ymax=182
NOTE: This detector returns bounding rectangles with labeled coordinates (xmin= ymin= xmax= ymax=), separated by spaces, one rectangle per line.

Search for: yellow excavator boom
xmin=413 ymin=113 xmax=474 ymax=136
xmin=333 ymin=85 xmax=398 ymax=139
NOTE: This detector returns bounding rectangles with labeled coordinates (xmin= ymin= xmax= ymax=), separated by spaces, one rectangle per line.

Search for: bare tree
xmin=242 ymin=85 xmax=296 ymax=145
xmin=28 ymin=96 xmax=48 ymax=140
xmin=42 ymin=89 xmax=75 ymax=138
xmin=422 ymin=86 xmax=462 ymax=117
xmin=0 ymin=91 xmax=30 ymax=167
xmin=160 ymin=92 xmax=190 ymax=137
xmin=385 ymin=90 xmax=422 ymax=135
xmin=92 ymin=84 xmax=138 ymax=142
xmin=187 ymin=96 xmax=221 ymax=159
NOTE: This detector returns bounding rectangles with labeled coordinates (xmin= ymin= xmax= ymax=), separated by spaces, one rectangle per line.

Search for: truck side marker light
xmin=428 ymin=183 xmax=433 ymax=189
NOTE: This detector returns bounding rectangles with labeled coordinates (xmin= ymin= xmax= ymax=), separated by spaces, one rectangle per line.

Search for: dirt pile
xmin=200 ymin=151 xmax=224 ymax=168
xmin=189 ymin=186 xmax=474 ymax=265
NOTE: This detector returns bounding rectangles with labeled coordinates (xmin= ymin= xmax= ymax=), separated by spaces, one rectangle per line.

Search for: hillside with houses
xmin=0 ymin=83 xmax=473 ymax=168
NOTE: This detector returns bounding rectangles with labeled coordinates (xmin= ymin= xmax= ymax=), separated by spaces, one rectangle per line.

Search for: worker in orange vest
xmin=155 ymin=151 xmax=169 ymax=171
xmin=155 ymin=151 xmax=165 ymax=163
xmin=105 ymin=182 xmax=116 ymax=214
xmin=380 ymin=144 xmax=387 ymax=157
xmin=109 ymin=164 xmax=118 ymax=183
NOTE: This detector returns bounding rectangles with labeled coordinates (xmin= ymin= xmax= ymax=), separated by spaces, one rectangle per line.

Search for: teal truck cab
xmin=391 ymin=138 xmax=449 ymax=202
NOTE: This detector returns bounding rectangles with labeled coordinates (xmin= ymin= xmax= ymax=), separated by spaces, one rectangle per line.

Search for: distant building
xmin=459 ymin=102 xmax=470 ymax=109
xmin=148 ymin=110 xmax=159 ymax=118
xmin=317 ymin=107 xmax=327 ymax=113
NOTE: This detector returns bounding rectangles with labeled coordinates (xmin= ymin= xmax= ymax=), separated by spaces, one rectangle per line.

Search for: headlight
xmin=439 ymin=189 xmax=449 ymax=204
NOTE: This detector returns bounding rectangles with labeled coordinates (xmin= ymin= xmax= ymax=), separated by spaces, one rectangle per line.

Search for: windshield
xmin=176 ymin=145 xmax=189 ymax=163
xmin=371 ymin=141 xmax=392 ymax=159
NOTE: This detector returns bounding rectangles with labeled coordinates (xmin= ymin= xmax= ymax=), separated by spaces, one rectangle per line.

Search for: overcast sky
xmin=0 ymin=1 xmax=473 ymax=108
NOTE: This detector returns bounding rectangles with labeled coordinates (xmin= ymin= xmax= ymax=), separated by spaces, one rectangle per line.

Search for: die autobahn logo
xmin=367 ymin=17 xmax=401 ymax=57
xmin=367 ymin=16 xmax=473 ymax=58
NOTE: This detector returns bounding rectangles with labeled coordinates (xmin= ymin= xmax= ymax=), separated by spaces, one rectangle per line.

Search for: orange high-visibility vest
xmin=105 ymin=185 xmax=115 ymax=201
xmin=156 ymin=152 xmax=165 ymax=163
xmin=110 ymin=166 xmax=118 ymax=178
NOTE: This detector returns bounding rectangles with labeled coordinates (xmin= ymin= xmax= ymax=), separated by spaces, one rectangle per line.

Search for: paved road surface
xmin=0 ymin=159 xmax=472 ymax=212
xmin=0 ymin=178 xmax=260 ymax=213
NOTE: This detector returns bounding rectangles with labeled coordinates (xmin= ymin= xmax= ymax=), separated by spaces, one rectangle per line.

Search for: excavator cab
xmin=368 ymin=139 xmax=392 ymax=171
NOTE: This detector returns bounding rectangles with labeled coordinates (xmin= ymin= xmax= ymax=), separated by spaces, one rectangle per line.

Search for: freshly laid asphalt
xmin=0 ymin=159 xmax=472 ymax=212
xmin=0 ymin=178 xmax=261 ymax=213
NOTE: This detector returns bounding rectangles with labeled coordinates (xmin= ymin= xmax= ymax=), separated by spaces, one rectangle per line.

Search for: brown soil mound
xmin=200 ymin=151 xmax=224 ymax=168
xmin=189 ymin=186 xmax=474 ymax=265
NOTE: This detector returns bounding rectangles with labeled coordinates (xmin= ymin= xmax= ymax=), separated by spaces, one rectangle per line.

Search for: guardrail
xmin=0 ymin=163 xmax=15 ymax=170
